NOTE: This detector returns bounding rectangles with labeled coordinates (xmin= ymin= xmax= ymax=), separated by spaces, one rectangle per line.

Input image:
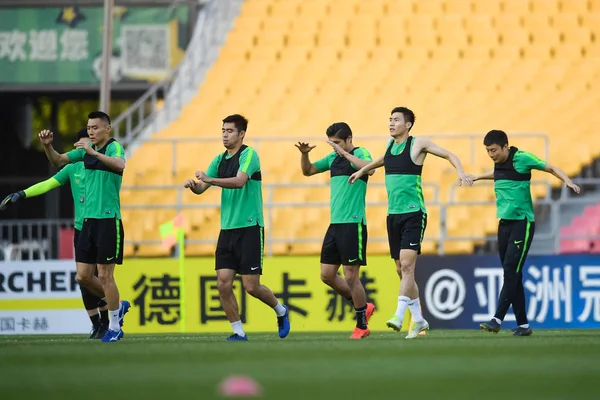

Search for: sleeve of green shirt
xmin=66 ymin=148 xmax=85 ymax=162
xmin=23 ymin=165 xmax=71 ymax=198
xmin=350 ymin=147 xmax=373 ymax=170
xmin=238 ymin=147 xmax=260 ymax=177
xmin=206 ymin=154 xmax=222 ymax=178
xmin=313 ymin=152 xmax=336 ymax=172
xmin=514 ymin=151 xmax=547 ymax=173
xmin=106 ymin=141 xmax=126 ymax=160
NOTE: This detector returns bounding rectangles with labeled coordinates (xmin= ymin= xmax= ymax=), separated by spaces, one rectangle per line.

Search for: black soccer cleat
xmin=94 ymin=324 xmax=108 ymax=340
xmin=480 ymin=319 xmax=501 ymax=334
xmin=512 ymin=326 xmax=533 ymax=336
xmin=89 ymin=325 xmax=101 ymax=339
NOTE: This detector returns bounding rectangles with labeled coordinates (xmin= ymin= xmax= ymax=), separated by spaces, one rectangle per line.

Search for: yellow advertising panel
xmin=116 ymin=255 xmax=410 ymax=334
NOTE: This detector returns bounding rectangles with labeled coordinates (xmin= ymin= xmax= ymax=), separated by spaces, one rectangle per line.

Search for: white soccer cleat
xmin=405 ymin=319 xmax=429 ymax=339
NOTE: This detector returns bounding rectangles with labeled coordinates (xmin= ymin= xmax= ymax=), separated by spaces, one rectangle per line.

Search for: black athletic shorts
xmin=215 ymin=224 xmax=264 ymax=275
xmin=387 ymin=211 xmax=427 ymax=258
xmin=320 ymin=222 xmax=367 ymax=266
xmin=76 ymin=218 xmax=124 ymax=265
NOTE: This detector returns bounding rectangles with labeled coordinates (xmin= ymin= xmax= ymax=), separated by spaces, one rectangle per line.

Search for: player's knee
xmin=217 ymin=278 xmax=233 ymax=294
xmin=400 ymin=259 xmax=415 ymax=276
xmin=320 ymin=270 xmax=335 ymax=285
xmin=97 ymin=269 xmax=114 ymax=286
xmin=244 ymin=282 xmax=260 ymax=297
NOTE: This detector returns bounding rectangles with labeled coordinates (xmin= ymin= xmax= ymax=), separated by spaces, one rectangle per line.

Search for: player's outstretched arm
xmin=39 ymin=130 xmax=71 ymax=167
xmin=75 ymin=139 xmax=125 ymax=173
xmin=184 ymin=178 xmax=211 ymax=195
xmin=348 ymin=155 xmax=384 ymax=184
xmin=543 ymin=163 xmax=580 ymax=194
xmin=295 ymin=142 xmax=320 ymax=176
xmin=470 ymin=170 xmax=494 ymax=182
xmin=326 ymin=141 xmax=375 ymax=175
xmin=1 ymin=175 xmax=64 ymax=211
xmin=417 ymin=138 xmax=473 ymax=186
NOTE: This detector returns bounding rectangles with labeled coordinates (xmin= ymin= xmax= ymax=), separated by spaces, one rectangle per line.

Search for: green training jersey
xmin=206 ymin=145 xmax=264 ymax=230
xmin=493 ymin=147 xmax=546 ymax=221
xmin=66 ymin=138 xmax=124 ymax=220
xmin=53 ymin=163 xmax=86 ymax=230
xmin=383 ymin=136 xmax=426 ymax=214
xmin=313 ymin=147 xmax=372 ymax=224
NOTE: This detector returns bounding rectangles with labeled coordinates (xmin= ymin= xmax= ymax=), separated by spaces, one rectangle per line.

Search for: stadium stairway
xmin=122 ymin=0 xmax=600 ymax=257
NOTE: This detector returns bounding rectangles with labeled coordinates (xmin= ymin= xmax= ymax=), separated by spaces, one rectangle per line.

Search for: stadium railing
xmin=3 ymin=176 xmax=599 ymax=261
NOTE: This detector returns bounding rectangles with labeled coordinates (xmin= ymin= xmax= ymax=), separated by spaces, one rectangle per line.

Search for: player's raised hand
xmin=458 ymin=172 xmax=474 ymax=187
xmin=348 ymin=170 xmax=364 ymax=184
xmin=195 ymin=170 xmax=209 ymax=182
xmin=38 ymin=130 xmax=54 ymax=145
xmin=183 ymin=179 xmax=198 ymax=189
xmin=295 ymin=142 xmax=316 ymax=153
xmin=326 ymin=140 xmax=347 ymax=157
xmin=566 ymin=181 xmax=581 ymax=194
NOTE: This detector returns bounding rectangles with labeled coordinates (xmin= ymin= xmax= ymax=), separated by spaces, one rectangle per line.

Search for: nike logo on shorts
xmin=410 ymin=243 xmax=419 ymax=246
xmin=106 ymin=256 xmax=115 ymax=261
xmin=348 ymin=258 xmax=358 ymax=263
xmin=250 ymin=266 xmax=260 ymax=271
xmin=514 ymin=240 xmax=523 ymax=244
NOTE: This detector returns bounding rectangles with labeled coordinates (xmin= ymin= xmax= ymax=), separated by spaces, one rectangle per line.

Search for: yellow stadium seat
xmin=123 ymin=0 xmax=600 ymax=257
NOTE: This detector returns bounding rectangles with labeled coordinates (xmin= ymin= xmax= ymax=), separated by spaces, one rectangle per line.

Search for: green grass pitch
xmin=1 ymin=330 xmax=599 ymax=400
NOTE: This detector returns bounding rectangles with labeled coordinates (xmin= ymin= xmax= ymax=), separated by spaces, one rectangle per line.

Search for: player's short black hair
xmin=76 ymin=128 xmax=89 ymax=140
xmin=325 ymin=122 xmax=352 ymax=140
xmin=88 ymin=111 xmax=111 ymax=125
xmin=483 ymin=130 xmax=509 ymax=147
xmin=222 ymin=114 xmax=248 ymax=133
xmin=391 ymin=106 xmax=416 ymax=131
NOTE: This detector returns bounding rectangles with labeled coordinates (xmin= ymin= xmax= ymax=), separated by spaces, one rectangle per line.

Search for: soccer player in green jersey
xmin=38 ymin=111 xmax=130 ymax=343
xmin=349 ymin=106 xmax=472 ymax=339
xmin=471 ymin=130 xmax=580 ymax=336
xmin=184 ymin=114 xmax=290 ymax=341
xmin=296 ymin=122 xmax=376 ymax=339
xmin=1 ymin=129 xmax=109 ymax=339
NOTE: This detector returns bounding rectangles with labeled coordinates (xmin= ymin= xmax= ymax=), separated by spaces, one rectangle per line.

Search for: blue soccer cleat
xmin=119 ymin=300 xmax=131 ymax=327
xmin=101 ymin=329 xmax=124 ymax=342
xmin=277 ymin=306 xmax=291 ymax=339
xmin=227 ymin=333 xmax=248 ymax=341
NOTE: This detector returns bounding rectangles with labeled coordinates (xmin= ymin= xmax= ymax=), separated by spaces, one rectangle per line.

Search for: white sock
xmin=408 ymin=298 xmax=424 ymax=323
xmin=273 ymin=302 xmax=286 ymax=317
xmin=108 ymin=309 xmax=120 ymax=331
xmin=231 ymin=320 xmax=245 ymax=337
xmin=493 ymin=317 xmax=502 ymax=325
xmin=395 ymin=296 xmax=410 ymax=320
xmin=519 ymin=323 xmax=530 ymax=328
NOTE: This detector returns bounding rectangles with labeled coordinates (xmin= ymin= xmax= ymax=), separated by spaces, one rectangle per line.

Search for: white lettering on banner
xmin=0 ymin=30 xmax=27 ymax=61
xmin=28 ymin=29 xmax=58 ymax=61
xmin=524 ymin=265 xmax=573 ymax=323
xmin=0 ymin=261 xmax=79 ymax=300
xmin=424 ymin=269 xmax=465 ymax=320
xmin=60 ymin=29 xmax=88 ymax=61
xmin=473 ymin=268 xmax=515 ymax=322
xmin=578 ymin=266 xmax=600 ymax=322
xmin=0 ymin=310 xmax=89 ymax=335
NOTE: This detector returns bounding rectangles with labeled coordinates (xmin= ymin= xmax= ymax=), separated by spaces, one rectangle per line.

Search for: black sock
xmin=90 ymin=313 xmax=101 ymax=329
xmin=345 ymin=296 xmax=354 ymax=307
xmin=355 ymin=305 xmax=367 ymax=329
xmin=100 ymin=309 xmax=109 ymax=326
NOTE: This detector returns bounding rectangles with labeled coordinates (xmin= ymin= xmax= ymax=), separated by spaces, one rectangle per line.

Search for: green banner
xmin=0 ymin=6 xmax=189 ymax=85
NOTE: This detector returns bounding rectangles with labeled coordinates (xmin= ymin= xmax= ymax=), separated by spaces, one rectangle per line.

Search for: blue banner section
xmin=415 ymin=255 xmax=600 ymax=329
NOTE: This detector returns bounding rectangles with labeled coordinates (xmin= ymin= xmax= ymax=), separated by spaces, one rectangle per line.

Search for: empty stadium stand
xmin=122 ymin=0 xmax=600 ymax=257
